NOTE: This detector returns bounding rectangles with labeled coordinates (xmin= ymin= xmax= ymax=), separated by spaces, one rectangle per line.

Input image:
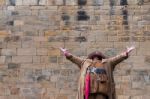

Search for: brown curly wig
xmin=87 ymin=51 xmax=106 ymax=60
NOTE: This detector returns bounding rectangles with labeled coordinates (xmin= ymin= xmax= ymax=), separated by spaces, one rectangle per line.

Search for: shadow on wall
xmin=122 ymin=6 xmax=129 ymax=29
xmin=120 ymin=0 xmax=128 ymax=5
xmin=77 ymin=11 xmax=90 ymax=21
xmin=120 ymin=0 xmax=129 ymax=29
xmin=9 ymin=0 xmax=16 ymax=6
xmin=78 ymin=0 xmax=87 ymax=5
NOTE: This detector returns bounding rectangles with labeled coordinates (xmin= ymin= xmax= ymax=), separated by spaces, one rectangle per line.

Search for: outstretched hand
xmin=60 ymin=47 xmax=67 ymax=52
xmin=59 ymin=47 xmax=70 ymax=56
xmin=126 ymin=46 xmax=135 ymax=53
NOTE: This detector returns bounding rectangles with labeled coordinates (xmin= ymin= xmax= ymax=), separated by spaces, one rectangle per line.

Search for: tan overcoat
xmin=66 ymin=53 xmax=128 ymax=99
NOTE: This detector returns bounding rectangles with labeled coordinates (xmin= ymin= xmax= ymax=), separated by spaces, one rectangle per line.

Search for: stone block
xmin=121 ymin=76 xmax=131 ymax=82
xmin=66 ymin=0 xmax=76 ymax=5
xmin=75 ymin=36 xmax=87 ymax=42
xmin=0 ymin=0 xmax=5 ymax=5
xmin=117 ymin=95 xmax=131 ymax=99
xmin=33 ymin=37 xmax=48 ymax=42
xmin=132 ymin=82 xmax=143 ymax=89
xmin=40 ymin=56 xmax=49 ymax=63
xmin=37 ymin=48 xmax=48 ymax=55
xmin=22 ymin=0 xmax=38 ymax=5
xmin=47 ymin=88 xmax=59 ymax=94
xmin=0 ymin=31 xmax=10 ymax=37
xmin=12 ymin=56 xmax=32 ymax=63
xmin=17 ymin=48 xmax=36 ymax=55
xmin=93 ymin=0 xmax=104 ymax=6
xmin=39 ymin=0 xmax=47 ymax=5
xmin=4 ymin=36 xmax=20 ymax=42
xmin=50 ymin=75 xmax=58 ymax=82
xmin=22 ymin=41 xmax=37 ymax=48
xmin=48 ymin=49 xmax=60 ymax=56
xmin=5 ymin=56 xmax=12 ymax=63
xmin=1 ymin=48 xmax=16 ymax=56
xmin=0 ymin=42 xmax=7 ymax=49
xmin=56 ymin=94 xmax=68 ymax=99
xmin=49 ymin=56 xmax=57 ymax=63
xmin=7 ymin=6 xmax=15 ymax=11
xmin=0 ymin=56 xmax=5 ymax=64
xmin=20 ymin=88 xmax=32 ymax=96
xmin=44 ymin=30 xmax=58 ymax=36
xmin=55 ymin=0 xmax=64 ymax=5
xmin=33 ymin=56 xmax=40 ymax=63
xmin=10 ymin=87 xmax=20 ymax=95
xmin=14 ymin=20 xmax=24 ymax=26
xmin=16 ymin=0 xmax=23 ymax=5
xmin=142 ymin=95 xmax=150 ymax=99
xmin=131 ymin=96 xmax=143 ymax=99
xmin=0 ymin=87 xmax=7 ymax=96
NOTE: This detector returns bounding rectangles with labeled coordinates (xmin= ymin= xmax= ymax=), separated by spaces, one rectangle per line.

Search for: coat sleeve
xmin=109 ymin=52 xmax=128 ymax=69
xmin=66 ymin=54 xmax=84 ymax=69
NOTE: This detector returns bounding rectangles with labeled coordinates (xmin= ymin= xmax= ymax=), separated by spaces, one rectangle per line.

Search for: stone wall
xmin=0 ymin=0 xmax=150 ymax=99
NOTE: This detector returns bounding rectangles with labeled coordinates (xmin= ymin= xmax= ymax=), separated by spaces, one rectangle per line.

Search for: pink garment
xmin=84 ymin=72 xmax=90 ymax=99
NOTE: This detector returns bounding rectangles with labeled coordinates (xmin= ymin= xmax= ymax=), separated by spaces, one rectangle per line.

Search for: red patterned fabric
xmin=85 ymin=72 xmax=90 ymax=99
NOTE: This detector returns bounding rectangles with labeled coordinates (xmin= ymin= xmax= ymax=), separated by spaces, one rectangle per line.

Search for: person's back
xmin=60 ymin=46 xmax=135 ymax=99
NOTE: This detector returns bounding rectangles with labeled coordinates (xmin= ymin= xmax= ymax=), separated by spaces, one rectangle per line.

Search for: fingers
xmin=59 ymin=47 xmax=66 ymax=52
xmin=126 ymin=46 xmax=135 ymax=53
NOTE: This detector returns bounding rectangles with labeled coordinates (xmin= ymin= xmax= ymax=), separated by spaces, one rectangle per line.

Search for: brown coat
xmin=66 ymin=53 xmax=128 ymax=99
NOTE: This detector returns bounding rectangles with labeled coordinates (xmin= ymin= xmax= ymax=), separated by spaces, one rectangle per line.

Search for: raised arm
xmin=59 ymin=47 xmax=84 ymax=69
xmin=109 ymin=46 xmax=135 ymax=69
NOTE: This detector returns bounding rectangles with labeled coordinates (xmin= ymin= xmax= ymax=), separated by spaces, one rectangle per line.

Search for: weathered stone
xmin=61 ymin=13 xmax=70 ymax=21
xmin=120 ymin=0 xmax=128 ymax=5
xmin=48 ymin=49 xmax=60 ymax=56
xmin=17 ymin=48 xmax=36 ymax=55
xmin=75 ymin=36 xmax=87 ymax=42
xmin=16 ymin=0 xmax=23 ymax=5
xmin=33 ymin=56 xmax=40 ymax=63
xmin=48 ymin=36 xmax=69 ymax=42
xmin=22 ymin=0 xmax=38 ymax=5
xmin=20 ymin=88 xmax=32 ymax=95
xmin=6 ymin=20 xmax=14 ymax=25
xmin=0 ymin=0 xmax=149 ymax=99
xmin=1 ymin=48 xmax=16 ymax=56
xmin=55 ymin=0 xmax=64 ymax=5
xmin=104 ymin=48 xmax=117 ymax=57
xmin=8 ymin=0 xmax=16 ymax=6
xmin=93 ymin=0 xmax=103 ymax=5
xmin=49 ymin=56 xmax=57 ymax=63
xmin=56 ymin=94 xmax=68 ymax=99
xmin=4 ymin=36 xmax=20 ymax=42
xmin=132 ymin=82 xmax=143 ymax=89
xmin=12 ymin=56 xmax=32 ymax=63
xmin=14 ymin=20 xmax=24 ymax=26
xmin=66 ymin=0 xmax=76 ymax=5
xmin=78 ymin=0 xmax=87 ymax=5
xmin=0 ymin=31 xmax=10 ymax=37
xmin=36 ymin=75 xmax=49 ymax=82
xmin=77 ymin=11 xmax=90 ymax=21
xmin=11 ymin=11 xmax=19 ymax=15
xmin=10 ymin=87 xmax=20 ymax=95
xmin=0 ymin=0 xmax=5 ymax=5
xmin=44 ymin=30 xmax=58 ymax=36
xmin=8 ymin=63 xmax=20 ymax=69
xmin=0 ymin=56 xmax=5 ymax=64
xmin=37 ymin=48 xmax=48 ymax=55
xmin=145 ymin=56 xmax=150 ymax=63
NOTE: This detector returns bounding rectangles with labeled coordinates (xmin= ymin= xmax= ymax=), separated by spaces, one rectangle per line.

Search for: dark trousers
xmin=86 ymin=93 xmax=108 ymax=99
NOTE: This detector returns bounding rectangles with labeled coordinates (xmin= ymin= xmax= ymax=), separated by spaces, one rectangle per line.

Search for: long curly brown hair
xmin=87 ymin=51 xmax=106 ymax=60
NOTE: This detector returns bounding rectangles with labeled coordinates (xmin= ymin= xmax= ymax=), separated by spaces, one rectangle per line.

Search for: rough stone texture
xmin=0 ymin=0 xmax=149 ymax=99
